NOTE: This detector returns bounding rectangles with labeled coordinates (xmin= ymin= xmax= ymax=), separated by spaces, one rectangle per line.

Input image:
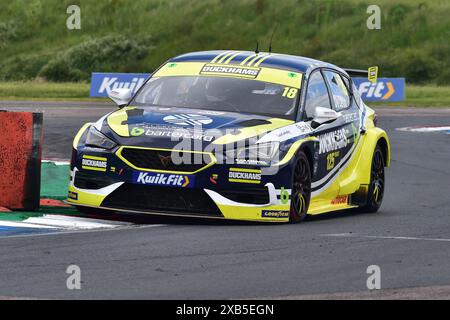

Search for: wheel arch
xmin=300 ymin=145 xmax=313 ymax=170
xmin=296 ymin=139 xmax=317 ymax=177
xmin=376 ymin=136 xmax=390 ymax=167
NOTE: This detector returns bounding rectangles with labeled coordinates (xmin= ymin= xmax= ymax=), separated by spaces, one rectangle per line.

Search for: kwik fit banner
xmin=90 ymin=73 xmax=151 ymax=97
xmin=89 ymin=72 xmax=405 ymax=102
xmin=353 ymin=77 xmax=405 ymax=102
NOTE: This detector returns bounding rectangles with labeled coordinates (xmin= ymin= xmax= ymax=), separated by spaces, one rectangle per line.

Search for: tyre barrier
xmin=0 ymin=111 xmax=43 ymax=211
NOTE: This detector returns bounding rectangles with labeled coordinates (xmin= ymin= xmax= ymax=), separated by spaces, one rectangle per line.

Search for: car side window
xmin=324 ymin=71 xmax=350 ymax=111
xmin=304 ymin=71 xmax=332 ymax=119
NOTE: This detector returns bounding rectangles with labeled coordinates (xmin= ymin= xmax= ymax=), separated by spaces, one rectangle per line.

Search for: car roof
xmin=169 ymin=50 xmax=346 ymax=75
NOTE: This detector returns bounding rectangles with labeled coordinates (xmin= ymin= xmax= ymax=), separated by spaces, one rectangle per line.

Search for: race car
xmin=67 ymin=50 xmax=390 ymax=222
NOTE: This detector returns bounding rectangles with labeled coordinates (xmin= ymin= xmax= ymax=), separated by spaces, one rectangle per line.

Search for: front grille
xmin=74 ymin=171 xmax=119 ymax=190
xmin=218 ymin=187 xmax=270 ymax=205
xmin=101 ymin=184 xmax=223 ymax=216
xmin=119 ymin=148 xmax=212 ymax=172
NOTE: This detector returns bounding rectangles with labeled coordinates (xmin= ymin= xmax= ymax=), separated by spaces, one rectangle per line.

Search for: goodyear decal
xmin=82 ymin=155 xmax=107 ymax=172
xmin=353 ymin=77 xmax=405 ymax=102
xmin=261 ymin=210 xmax=290 ymax=218
xmin=200 ymin=64 xmax=260 ymax=79
xmin=132 ymin=171 xmax=195 ymax=188
xmin=228 ymin=168 xmax=261 ymax=184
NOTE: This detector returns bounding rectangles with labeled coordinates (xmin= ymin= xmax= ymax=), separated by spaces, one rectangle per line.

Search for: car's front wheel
xmin=362 ymin=145 xmax=385 ymax=213
xmin=290 ymin=151 xmax=311 ymax=223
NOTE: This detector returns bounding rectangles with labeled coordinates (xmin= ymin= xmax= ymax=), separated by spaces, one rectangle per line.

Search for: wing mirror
xmin=312 ymin=107 xmax=339 ymax=128
xmin=108 ymin=88 xmax=132 ymax=107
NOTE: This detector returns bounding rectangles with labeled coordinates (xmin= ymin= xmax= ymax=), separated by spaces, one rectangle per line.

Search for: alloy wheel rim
xmin=371 ymin=151 xmax=384 ymax=206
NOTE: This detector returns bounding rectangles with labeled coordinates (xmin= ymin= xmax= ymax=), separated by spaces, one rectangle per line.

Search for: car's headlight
xmin=85 ymin=126 xmax=117 ymax=150
xmin=226 ymin=141 xmax=280 ymax=164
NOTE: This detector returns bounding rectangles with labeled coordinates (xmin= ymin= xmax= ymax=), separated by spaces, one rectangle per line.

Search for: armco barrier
xmin=0 ymin=111 xmax=43 ymax=211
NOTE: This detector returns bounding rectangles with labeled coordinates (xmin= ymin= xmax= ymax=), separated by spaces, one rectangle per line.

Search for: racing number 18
xmin=282 ymin=87 xmax=298 ymax=99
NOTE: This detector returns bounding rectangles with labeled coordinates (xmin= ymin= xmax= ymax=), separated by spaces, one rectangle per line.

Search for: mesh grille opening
xmin=102 ymin=184 xmax=223 ymax=216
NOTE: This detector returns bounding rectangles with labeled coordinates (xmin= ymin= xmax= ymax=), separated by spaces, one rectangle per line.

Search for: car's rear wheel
xmin=362 ymin=145 xmax=385 ymax=213
xmin=290 ymin=151 xmax=311 ymax=223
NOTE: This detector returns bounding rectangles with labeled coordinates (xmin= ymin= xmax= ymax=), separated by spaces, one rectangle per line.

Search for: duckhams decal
xmin=132 ymin=172 xmax=195 ymax=188
xmin=82 ymin=155 xmax=107 ymax=172
xmin=318 ymin=129 xmax=348 ymax=155
xmin=228 ymin=168 xmax=261 ymax=184
xmin=200 ymin=64 xmax=260 ymax=79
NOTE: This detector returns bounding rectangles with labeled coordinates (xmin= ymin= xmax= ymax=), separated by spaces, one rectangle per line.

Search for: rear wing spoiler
xmin=342 ymin=68 xmax=369 ymax=78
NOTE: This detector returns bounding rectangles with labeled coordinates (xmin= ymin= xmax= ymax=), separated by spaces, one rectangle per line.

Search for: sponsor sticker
xmin=130 ymin=124 xmax=214 ymax=141
xmin=90 ymin=73 xmax=150 ymax=97
xmin=331 ymin=195 xmax=348 ymax=205
xmin=235 ymin=158 xmax=270 ymax=166
xmin=279 ymin=187 xmax=290 ymax=204
xmin=368 ymin=66 xmax=378 ymax=84
xmin=200 ymin=64 xmax=261 ymax=79
xmin=68 ymin=191 xmax=78 ymax=200
xmin=228 ymin=168 xmax=261 ymax=184
xmin=132 ymin=171 xmax=195 ymax=188
xmin=318 ymin=129 xmax=348 ymax=155
xmin=261 ymin=210 xmax=290 ymax=218
xmin=353 ymin=77 xmax=405 ymax=102
xmin=82 ymin=155 xmax=107 ymax=172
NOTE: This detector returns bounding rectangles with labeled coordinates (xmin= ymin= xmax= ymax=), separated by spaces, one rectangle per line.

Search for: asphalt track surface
xmin=0 ymin=101 xmax=449 ymax=299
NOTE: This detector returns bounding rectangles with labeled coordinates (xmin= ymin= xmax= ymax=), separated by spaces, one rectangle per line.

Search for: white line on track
xmin=0 ymin=220 xmax=59 ymax=229
xmin=321 ymin=233 xmax=450 ymax=242
xmin=24 ymin=215 xmax=131 ymax=230
xmin=0 ymin=223 xmax=167 ymax=239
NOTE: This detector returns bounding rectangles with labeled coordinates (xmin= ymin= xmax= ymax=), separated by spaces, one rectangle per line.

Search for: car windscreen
xmin=131 ymin=76 xmax=300 ymax=119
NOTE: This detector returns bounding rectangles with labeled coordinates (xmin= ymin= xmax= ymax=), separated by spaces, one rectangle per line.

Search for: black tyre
xmin=290 ymin=151 xmax=312 ymax=223
xmin=362 ymin=145 xmax=385 ymax=213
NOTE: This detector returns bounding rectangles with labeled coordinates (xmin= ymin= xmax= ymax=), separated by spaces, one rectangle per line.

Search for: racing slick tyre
xmin=290 ymin=151 xmax=311 ymax=223
xmin=362 ymin=145 xmax=385 ymax=213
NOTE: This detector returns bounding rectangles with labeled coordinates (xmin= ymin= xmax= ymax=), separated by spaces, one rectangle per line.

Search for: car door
xmin=302 ymin=69 xmax=358 ymax=199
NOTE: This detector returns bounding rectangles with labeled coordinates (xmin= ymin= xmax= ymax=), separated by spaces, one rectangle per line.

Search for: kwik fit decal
xmin=90 ymin=73 xmax=150 ymax=97
xmin=133 ymin=171 xmax=195 ymax=188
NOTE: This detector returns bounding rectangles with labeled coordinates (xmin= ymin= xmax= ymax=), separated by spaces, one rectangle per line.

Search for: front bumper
xmin=67 ymin=145 xmax=294 ymax=222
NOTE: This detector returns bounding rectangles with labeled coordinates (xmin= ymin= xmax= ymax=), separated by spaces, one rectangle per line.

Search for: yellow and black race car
xmin=67 ymin=50 xmax=390 ymax=223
